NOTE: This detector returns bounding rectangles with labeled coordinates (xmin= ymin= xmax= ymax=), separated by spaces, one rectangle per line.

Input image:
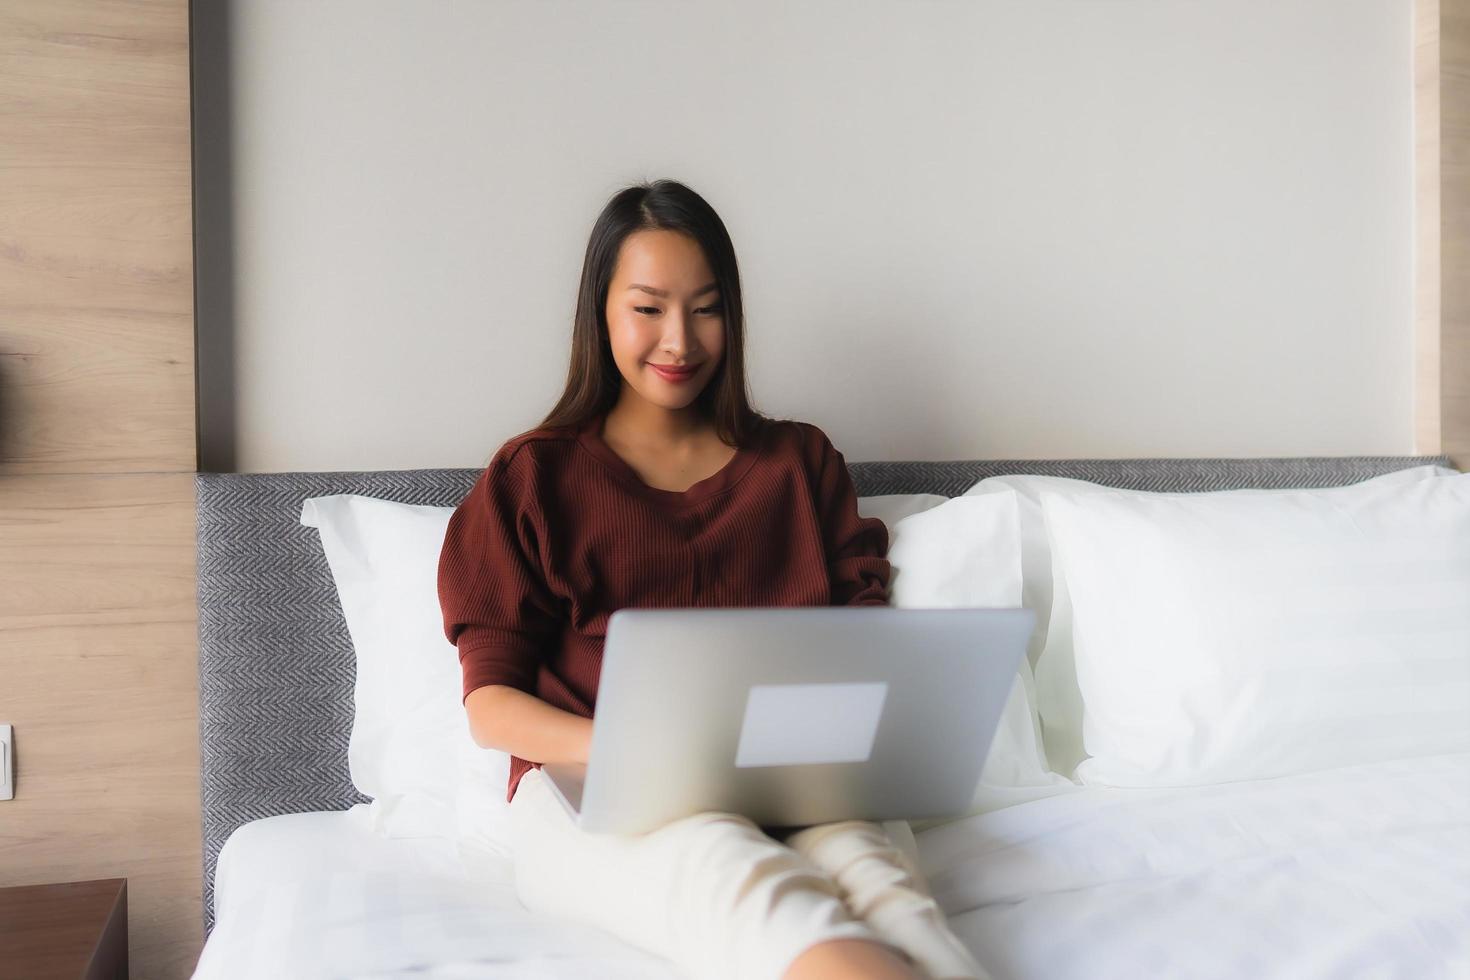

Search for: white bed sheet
xmin=191 ymin=802 xmax=685 ymax=979
xmin=194 ymin=752 xmax=1470 ymax=980
xmin=919 ymin=751 xmax=1470 ymax=980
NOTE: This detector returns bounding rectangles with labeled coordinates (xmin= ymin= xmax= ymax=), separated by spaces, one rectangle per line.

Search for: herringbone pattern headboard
xmin=194 ymin=453 xmax=1453 ymax=932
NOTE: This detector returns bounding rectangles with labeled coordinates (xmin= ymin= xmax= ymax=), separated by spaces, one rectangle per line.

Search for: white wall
xmin=196 ymin=0 xmax=1416 ymax=472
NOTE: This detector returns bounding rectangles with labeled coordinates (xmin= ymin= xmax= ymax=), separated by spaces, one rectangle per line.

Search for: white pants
xmin=507 ymin=766 xmax=987 ymax=980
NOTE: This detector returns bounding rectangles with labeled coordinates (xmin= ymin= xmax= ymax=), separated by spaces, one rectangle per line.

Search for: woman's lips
xmin=650 ymin=363 xmax=698 ymax=383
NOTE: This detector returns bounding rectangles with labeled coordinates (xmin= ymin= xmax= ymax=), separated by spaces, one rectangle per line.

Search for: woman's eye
xmin=633 ymin=305 xmax=723 ymax=316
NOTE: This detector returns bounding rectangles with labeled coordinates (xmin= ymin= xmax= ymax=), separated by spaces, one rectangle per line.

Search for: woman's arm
xmin=465 ymin=684 xmax=594 ymax=766
xmin=807 ymin=424 xmax=892 ymax=605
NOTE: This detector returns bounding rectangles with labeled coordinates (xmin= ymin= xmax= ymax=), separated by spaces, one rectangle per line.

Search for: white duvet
xmin=924 ymin=751 xmax=1470 ymax=980
xmin=193 ymin=751 xmax=1470 ymax=979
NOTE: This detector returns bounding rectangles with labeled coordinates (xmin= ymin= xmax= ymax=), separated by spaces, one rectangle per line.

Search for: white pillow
xmin=1042 ymin=472 xmax=1470 ymax=787
xmin=880 ymin=491 xmax=1078 ymax=832
xmin=299 ymin=494 xmax=512 ymax=859
xmin=964 ymin=465 xmax=1458 ymax=777
xmin=857 ymin=492 xmax=950 ymax=530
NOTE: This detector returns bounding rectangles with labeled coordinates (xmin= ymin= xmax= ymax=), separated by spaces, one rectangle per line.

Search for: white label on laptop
xmin=734 ymin=682 xmax=889 ymax=768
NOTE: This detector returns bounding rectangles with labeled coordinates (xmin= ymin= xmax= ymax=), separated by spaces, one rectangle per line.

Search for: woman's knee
xmin=784 ymin=818 xmax=889 ymax=857
xmin=667 ymin=821 xmax=847 ymax=915
xmin=783 ymin=820 xmax=928 ymax=898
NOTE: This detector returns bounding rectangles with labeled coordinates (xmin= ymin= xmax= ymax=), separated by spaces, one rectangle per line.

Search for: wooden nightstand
xmin=0 ymin=878 xmax=127 ymax=979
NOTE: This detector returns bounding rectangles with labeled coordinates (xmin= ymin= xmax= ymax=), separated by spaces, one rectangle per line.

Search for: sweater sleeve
xmin=438 ymin=444 xmax=563 ymax=703
xmin=809 ymin=425 xmax=892 ymax=606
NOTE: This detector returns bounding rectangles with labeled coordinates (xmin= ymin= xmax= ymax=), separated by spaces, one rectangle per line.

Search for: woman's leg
xmin=781 ymin=819 xmax=991 ymax=980
xmin=506 ymin=767 xmax=921 ymax=980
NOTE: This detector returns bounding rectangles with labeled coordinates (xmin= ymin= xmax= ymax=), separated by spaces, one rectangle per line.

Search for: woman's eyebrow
xmin=627 ymin=283 xmax=720 ymax=298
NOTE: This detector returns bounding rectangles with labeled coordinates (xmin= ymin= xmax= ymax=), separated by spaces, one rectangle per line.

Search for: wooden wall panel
xmin=1419 ymin=0 xmax=1470 ymax=468
xmin=1443 ymin=0 xmax=1470 ymax=467
xmin=0 ymin=473 xmax=200 ymax=977
xmin=0 ymin=0 xmax=196 ymax=475
xmin=0 ymin=1 xmax=201 ymax=978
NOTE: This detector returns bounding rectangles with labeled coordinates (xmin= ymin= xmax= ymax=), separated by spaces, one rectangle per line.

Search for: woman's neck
xmin=602 ymin=399 xmax=712 ymax=448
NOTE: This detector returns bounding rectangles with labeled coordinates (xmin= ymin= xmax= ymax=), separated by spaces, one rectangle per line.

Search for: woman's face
xmin=604 ymin=229 xmax=725 ymax=411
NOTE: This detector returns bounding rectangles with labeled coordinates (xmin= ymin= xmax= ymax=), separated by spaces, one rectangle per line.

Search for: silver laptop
xmin=540 ymin=605 xmax=1036 ymax=835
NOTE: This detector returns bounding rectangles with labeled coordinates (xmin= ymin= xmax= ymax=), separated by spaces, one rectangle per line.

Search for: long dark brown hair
xmin=531 ymin=178 xmax=784 ymax=449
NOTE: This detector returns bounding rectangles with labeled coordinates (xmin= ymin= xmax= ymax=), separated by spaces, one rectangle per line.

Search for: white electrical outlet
xmin=0 ymin=724 xmax=12 ymax=800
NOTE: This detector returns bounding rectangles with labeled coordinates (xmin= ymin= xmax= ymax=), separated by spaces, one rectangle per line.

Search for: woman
xmin=438 ymin=179 xmax=987 ymax=980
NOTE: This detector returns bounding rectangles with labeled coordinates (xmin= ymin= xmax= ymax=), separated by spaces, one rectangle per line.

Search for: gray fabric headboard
xmin=195 ymin=453 xmax=1454 ymax=933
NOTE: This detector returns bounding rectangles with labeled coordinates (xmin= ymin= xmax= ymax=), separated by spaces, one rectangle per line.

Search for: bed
xmin=190 ymin=455 xmax=1470 ymax=979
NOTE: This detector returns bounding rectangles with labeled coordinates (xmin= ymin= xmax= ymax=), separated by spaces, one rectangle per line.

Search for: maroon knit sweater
xmin=437 ymin=410 xmax=892 ymax=804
